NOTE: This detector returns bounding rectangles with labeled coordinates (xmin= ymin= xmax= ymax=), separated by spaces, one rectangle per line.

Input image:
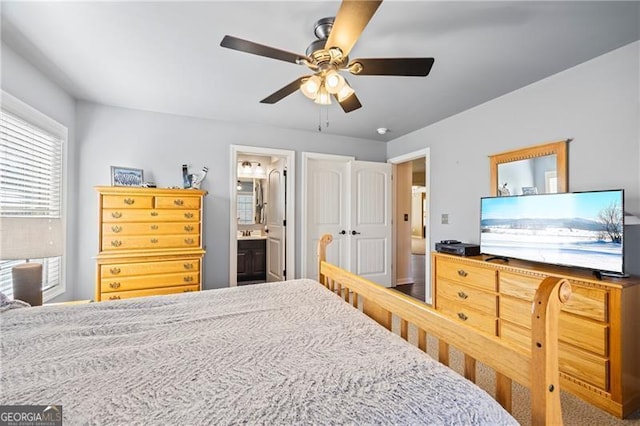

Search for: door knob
xmin=351 ymin=230 xmax=361 ymax=235
xmin=339 ymin=230 xmax=346 ymax=235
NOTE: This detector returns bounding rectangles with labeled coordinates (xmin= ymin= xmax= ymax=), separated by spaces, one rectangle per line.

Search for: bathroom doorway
xmin=229 ymin=146 xmax=295 ymax=287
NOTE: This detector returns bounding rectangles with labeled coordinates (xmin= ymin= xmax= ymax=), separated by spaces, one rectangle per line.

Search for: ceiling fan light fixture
xmin=336 ymin=83 xmax=355 ymax=102
xmin=324 ymin=69 xmax=345 ymax=94
xmin=314 ymin=86 xmax=332 ymax=105
xmin=301 ymin=75 xmax=322 ymax=99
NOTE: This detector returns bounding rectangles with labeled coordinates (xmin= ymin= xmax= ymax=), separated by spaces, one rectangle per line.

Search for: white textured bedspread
xmin=1 ymin=279 xmax=517 ymax=425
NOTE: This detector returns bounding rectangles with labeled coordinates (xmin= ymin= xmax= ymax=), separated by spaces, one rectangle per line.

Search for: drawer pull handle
xmin=184 ymin=263 xmax=194 ymax=270
xmin=183 ymin=289 xmax=194 ymax=293
xmin=110 ymin=267 xmax=121 ymax=275
xmin=109 ymin=282 xmax=121 ymax=289
xmin=184 ymin=212 xmax=194 ymax=219
xmin=109 ymin=295 xmax=121 ymax=300
xmin=150 ymin=238 xmax=158 ymax=244
xmin=457 ymin=312 xmax=468 ymax=321
xmin=174 ymin=199 xmax=184 ymax=206
xmin=184 ymin=276 xmax=194 ymax=283
xmin=111 ymin=212 xmax=122 ymax=219
xmin=123 ymin=198 xmax=135 ymax=205
xmin=457 ymin=291 xmax=468 ymax=299
xmin=111 ymin=225 xmax=122 ymax=233
xmin=184 ymin=238 xmax=195 ymax=245
xmin=457 ymin=269 xmax=468 ymax=277
xmin=184 ymin=225 xmax=194 ymax=232
xmin=150 ymin=211 xmax=158 ymax=217
xmin=150 ymin=224 xmax=158 ymax=230
xmin=110 ymin=240 xmax=122 ymax=247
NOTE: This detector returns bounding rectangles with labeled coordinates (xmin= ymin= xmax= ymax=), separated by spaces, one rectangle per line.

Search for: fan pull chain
xmin=317 ymin=107 xmax=330 ymax=132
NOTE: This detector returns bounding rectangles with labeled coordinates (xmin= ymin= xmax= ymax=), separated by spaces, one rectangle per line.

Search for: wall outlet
xmin=441 ymin=213 xmax=449 ymax=224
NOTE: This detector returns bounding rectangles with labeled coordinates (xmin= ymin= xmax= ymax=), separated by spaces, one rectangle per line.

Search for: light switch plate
xmin=441 ymin=214 xmax=449 ymax=224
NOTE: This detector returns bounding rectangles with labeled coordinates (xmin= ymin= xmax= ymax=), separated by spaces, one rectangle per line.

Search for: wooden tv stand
xmin=432 ymin=252 xmax=640 ymax=418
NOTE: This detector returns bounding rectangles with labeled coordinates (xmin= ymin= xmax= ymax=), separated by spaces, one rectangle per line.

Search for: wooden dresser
xmin=432 ymin=252 xmax=640 ymax=418
xmin=95 ymin=187 xmax=206 ymax=302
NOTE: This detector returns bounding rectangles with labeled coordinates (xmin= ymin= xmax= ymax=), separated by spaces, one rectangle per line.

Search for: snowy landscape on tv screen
xmin=480 ymin=190 xmax=623 ymax=273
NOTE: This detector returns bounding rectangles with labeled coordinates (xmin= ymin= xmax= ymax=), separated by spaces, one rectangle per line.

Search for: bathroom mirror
xmin=489 ymin=140 xmax=568 ymax=196
xmin=237 ymin=178 xmax=265 ymax=224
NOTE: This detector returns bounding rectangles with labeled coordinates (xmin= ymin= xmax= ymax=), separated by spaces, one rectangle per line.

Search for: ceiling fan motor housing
xmin=306 ymin=17 xmax=348 ymax=69
xmin=313 ymin=17 xmax=334 ymax=40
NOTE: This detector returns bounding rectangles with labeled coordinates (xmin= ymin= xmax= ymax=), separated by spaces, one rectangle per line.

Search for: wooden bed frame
xmin=318 ymin=234 xmax=571 ymax=426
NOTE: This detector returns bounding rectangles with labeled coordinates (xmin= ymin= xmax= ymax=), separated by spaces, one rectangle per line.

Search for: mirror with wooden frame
xmin=489 ymin=139 xmax=569 ymax=196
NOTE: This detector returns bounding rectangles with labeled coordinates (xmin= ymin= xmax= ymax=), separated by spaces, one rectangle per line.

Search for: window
xmin=0 ymin=92 xmax=67 ymax=300
xmin=545 ymin=171 xmax=558 ymax=194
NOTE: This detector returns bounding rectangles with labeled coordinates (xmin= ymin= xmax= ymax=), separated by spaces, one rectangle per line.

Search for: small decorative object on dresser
xmin=110 ymin=166 xmax=144 ymax=187
xmin=95 ymin=186 xmax=207 ymax=301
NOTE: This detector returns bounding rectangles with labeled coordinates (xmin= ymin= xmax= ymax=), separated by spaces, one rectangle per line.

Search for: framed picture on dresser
xmin=110 ymin=166 xmax=144 ymax=187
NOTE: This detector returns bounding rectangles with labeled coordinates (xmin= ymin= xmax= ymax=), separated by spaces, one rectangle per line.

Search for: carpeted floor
xmin=392 ymin=320 xmax=640 ymax=425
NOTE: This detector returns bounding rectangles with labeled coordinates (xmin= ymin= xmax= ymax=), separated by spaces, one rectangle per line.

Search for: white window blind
xmin=0 ymin=95 xmax=65 ymax=299
xmin=1 ymin=110 xmax=62 ymax=217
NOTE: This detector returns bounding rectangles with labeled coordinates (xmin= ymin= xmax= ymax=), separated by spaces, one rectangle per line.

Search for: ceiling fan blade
xmin=221 ymin=35 xmax=309 ymax=64
xmin=260 ymin=76 xmax=309 ymax=104
xmin=325 ymin=0 xmax=382 ymax=57
xmin=334 ymin=92 xmax=362 ymax=113
xmin=348 ymin=58 xmax=435 ymax=76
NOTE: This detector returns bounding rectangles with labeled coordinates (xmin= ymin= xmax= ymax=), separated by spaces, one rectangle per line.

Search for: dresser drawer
xmin=500 ymin=271 xmax=607 ymax=322
xmin=559 ymin=342 xmax=609 ymax=390
xmin=436 ymin=258 xmax=497 ymax=291
xmin=501 ymin=295 xmax=607 ymax=356
xmin=500 ymin=321 xmax=609 ymax=390
xmin=102 ymin=284 xmax=199 ymax=301
xmin=101 ymin=272 xmax=200 ymax=293
xmin=101 ymin=259 xmax=200 ymax=278
xmin=102 ymin=195 xmax=153 ymax=209
xmin=155 ymin=196 xmax=201 ymax=209
xmin=102 ymin=235 xmax=200 ymax=251
xmin=102 ymin=209 xmax=200 ymax=223
xmin=500 ymin=320 xmax=530 ymax=352
xmin=437 ymin=295 xmax=497 ymax=335
xmin=436 ymin=279 xmax=497 ymax=315
xmin=102 ymin=222 xmax=199 ymax=236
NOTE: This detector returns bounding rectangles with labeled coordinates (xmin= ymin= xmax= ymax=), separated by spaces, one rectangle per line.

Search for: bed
xmin=0 ymin=234 xmax=570 ymax=425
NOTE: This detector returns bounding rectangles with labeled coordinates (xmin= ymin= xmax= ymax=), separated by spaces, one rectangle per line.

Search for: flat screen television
xmin=480 ymin=189 xmax=624 ymax=274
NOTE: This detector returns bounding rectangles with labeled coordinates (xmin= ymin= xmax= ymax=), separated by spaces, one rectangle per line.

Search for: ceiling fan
xmin=220 ymin=0 xmax=435 ymax=113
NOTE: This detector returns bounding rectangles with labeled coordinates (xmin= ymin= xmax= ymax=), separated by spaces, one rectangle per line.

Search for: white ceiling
xmin=1 ymin=1 xmax=638 ymax=142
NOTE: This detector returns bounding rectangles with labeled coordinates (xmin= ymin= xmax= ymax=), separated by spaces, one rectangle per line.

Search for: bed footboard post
xmin=531 ymin=277 xmax=571 ymax=426
xmin=317 ymin=234 xmax=333 ymax=286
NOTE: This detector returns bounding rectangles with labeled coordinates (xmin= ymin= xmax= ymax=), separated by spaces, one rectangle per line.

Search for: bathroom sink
xmin=237 ymin=232 xmax=267 ymax=240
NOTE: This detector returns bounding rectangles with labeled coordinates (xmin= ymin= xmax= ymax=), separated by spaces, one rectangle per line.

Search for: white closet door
xmin=349 ymin=160 xmax=392 ymax=286
xmin=305 ymin=159 xmax=349 ymax=280
xmin=305 ymin=158 xmax=392 ymax=287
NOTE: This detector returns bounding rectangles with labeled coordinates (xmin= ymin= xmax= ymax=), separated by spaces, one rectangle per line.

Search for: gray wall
xmin=1 ymin=42 xmax=78 ymax=302
xmin=3 ymin=36 xmax=639 ymax=302
xmin=75 ymin=102 xmax=386 ymax=300
xmin=387 ymin=41 xmax=640 ymax=275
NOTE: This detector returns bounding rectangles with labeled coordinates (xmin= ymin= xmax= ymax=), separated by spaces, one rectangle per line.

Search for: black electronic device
xmin=435 ymin=242 xmax=480 ymax=256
